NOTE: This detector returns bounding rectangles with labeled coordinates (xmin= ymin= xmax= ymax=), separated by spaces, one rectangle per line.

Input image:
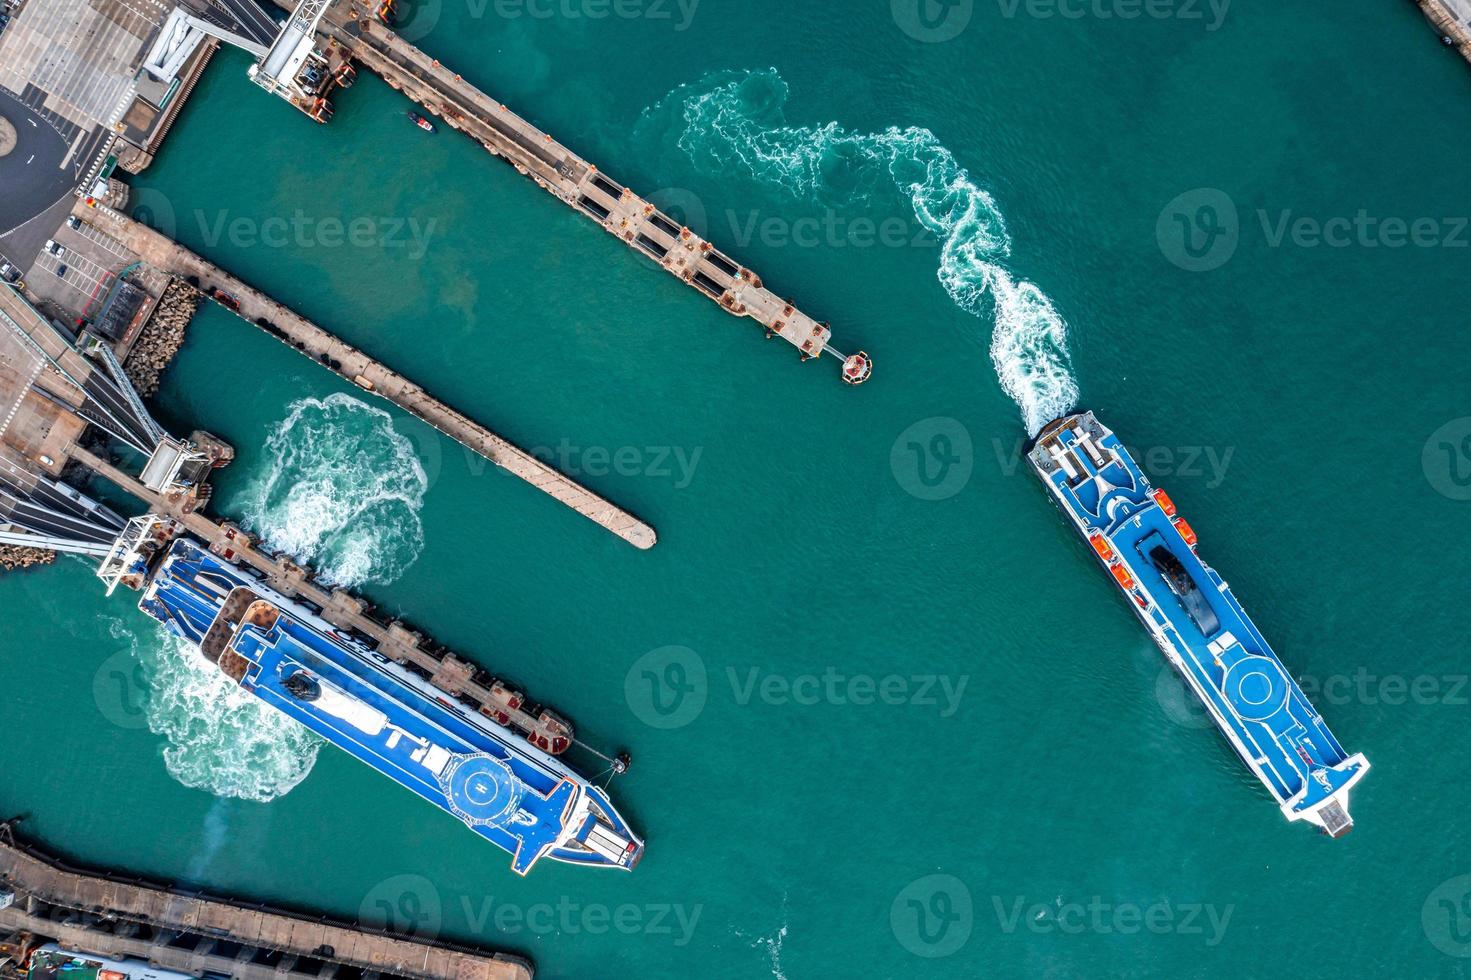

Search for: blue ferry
xmin=138 ymin=538 xmax=644 ymax=875
xmin=1028 ymin=412 xmax=1369 ymax=837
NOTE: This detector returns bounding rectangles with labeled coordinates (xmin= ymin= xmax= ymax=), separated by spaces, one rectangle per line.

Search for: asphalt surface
xmin=0 ymin=87 xmax=81 ymax=250
xmin=211 ymin=0 xmax=279 ymax=45
xmin=0 ymin=194 xmax=76 ymax=286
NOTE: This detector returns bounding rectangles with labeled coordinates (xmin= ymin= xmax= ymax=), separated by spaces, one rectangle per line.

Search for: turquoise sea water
xmin=3 ymin=2 xmax=1471 ymax=977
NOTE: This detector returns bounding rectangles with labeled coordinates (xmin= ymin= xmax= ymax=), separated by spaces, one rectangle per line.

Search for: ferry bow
xmin=1028 ymin=411 xmax=1369 ymax=837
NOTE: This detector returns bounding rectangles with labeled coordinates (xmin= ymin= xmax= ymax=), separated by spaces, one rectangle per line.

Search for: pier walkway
xmin=294 ymin=3 xmax=871 ymax=384
xmin=0 ymin=822 xmax=532 ymax=980
xmin=84 ymin=204 xmax=657 ymax=550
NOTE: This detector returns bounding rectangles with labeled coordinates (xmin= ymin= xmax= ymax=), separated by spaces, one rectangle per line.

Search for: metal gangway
xmin=145 ymin=0 xmax=336 ymax=115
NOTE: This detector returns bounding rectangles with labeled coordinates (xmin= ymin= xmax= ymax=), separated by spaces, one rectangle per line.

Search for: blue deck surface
xmin=138 ymin=538 xmax=641 ymax=874
xmin=1030 ymin=414 xmax=1368 ymax=830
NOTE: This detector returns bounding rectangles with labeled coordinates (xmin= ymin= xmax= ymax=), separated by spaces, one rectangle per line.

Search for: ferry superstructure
xmin=1028 ymin=412 xmax=1369 ymax=837
xmin=138 ymin=538 xmax=643 ymax=875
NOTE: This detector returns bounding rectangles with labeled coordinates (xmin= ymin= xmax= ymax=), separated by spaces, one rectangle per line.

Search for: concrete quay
xmin=83 ymin=203 xmax=657 ymax=551
xmin=297 ymin=2 xmax=872 ymax=384
xmin=0 ymin=822 xmax=532 ymax=980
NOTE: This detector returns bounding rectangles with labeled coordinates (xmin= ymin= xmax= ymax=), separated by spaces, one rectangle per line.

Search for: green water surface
xmin=2 ymin=2 xmax=1470 ymax=977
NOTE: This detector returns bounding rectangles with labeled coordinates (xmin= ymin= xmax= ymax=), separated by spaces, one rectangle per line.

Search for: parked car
xmin=44 ymin=240 xmax=65 ymax=257
xmin=54 ymin=264 xmax=67 ymax=278
xmin=66 ymin=216 xmax=81 ymax=230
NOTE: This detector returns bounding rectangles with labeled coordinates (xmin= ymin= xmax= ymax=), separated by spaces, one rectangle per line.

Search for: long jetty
xmin=0 ymin=821 xmax=532 ymax=980
xmin=294 ymin=2 xmax=871 ymax=385
xmin=84 ymin=204 xmax=657 ymax=550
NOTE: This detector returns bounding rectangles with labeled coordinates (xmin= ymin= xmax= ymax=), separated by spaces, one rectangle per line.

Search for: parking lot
xmin=22 ymin=210 xmax=137 ymax=315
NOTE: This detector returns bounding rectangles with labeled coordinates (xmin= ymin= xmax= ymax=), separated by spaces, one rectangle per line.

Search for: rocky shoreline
xmin=0 ymin=545 xmax=56 ymax=571
xmin=125 ymin=278 xmax=200 ymax=399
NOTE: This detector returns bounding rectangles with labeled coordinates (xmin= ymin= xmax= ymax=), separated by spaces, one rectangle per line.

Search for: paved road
xmin=211 ymin=0 xmax=279 ymax=45
xmin=0 ymin=194 xmax=75 ymax=288
xmin=0 ymin=88 xmax=76 ymax=242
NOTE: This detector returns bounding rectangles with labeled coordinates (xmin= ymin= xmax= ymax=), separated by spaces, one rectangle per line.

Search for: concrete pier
xmin=0 ymin=822 xmax=532 ymax=980
xmin=287 ymin=1 xmax=872 ymax=385
xmin=4 ymin=271 xmax=593 ymax=756
xmin=83 ymin=204 xmax=657 ymax=551
xmin=1412 ymin=0 xmax=1471 ymax=65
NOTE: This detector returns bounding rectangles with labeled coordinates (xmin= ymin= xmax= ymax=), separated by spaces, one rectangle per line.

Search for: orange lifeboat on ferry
xmin=1174 ymin=518 xmax=1198 ymax=548
xmin=1088 ymin=533 xmax=1115 ymax=562
xmin=1110 ymin=564 xmax=1136 ymax=591
xmin=1152 ymin=488 xmax=1177 ymax=518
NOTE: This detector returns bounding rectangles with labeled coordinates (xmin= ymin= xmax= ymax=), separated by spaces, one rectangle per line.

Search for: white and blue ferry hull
xmin=138 ymin=538 xmax=644 ymax=875
xmin=1028 ymin=412 xmax=1369 ymax=837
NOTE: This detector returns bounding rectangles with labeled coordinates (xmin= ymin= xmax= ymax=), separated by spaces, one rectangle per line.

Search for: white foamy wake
xmin=735 ymin=891 xmax=789 ymax=980
xmin=113 ymin=620 xmax=321 ymax=803
xmin=640 ymin=69 xmax=1078 ymax=435
xmin=114 ymin=395 xmax=429 ymax=802
xmin=242 ymin=393 xmax=429 ymax=589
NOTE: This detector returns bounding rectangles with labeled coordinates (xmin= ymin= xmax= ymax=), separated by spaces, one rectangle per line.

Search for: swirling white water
xmin=114 ymin=619 xmax=321 ymax=802
xmin=241 ymin=393 xmax=429 ymax=589
xmin=125 ymin=394 xmax=429 ymax=802
xmin=640 ymin=68 xmax=1078 ymax=436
